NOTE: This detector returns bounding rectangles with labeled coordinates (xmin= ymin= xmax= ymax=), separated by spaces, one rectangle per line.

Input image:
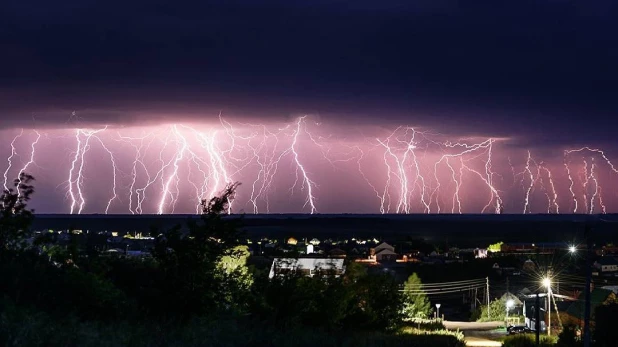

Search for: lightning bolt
xmin=564 ymin=153 xmax=578 ymax=213
xmin=582 ymin=159 xmax=589 ymax=213
xmin=158 ymin=125 xmax=188 ymax=214
xmin=565 ymin=147 xmax=617 ymax=214
xmin=522 ymin=151 xmax=534 ymax=214
xmin=3 ymin=129 xmax=24 ymax=191
xmin=289 ymin=117 xmax=317 ymax=214
xmin=354 ymin=145 xmax=387 ymax=213
xmin=542 ymin=165 xmax=559 ymax=213
xmin=589 ymin=160 xmax=598 ymax=214
xmin=4 ymin=115 xmax=617 ymax=215
xmin=16 ymin=130 xmax=41 ymax=196
xmin=376 ymin=127 xmax=430 ymax=213
xmin=65 ymin=126 xmax=108 ymax=214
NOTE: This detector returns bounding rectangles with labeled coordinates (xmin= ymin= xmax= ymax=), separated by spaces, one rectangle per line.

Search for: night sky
xmin=1 ymin=1 xmax=617 ymax=214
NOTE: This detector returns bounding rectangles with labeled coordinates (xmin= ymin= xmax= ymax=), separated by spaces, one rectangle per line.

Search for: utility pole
xmin=534 ymin=291 xmax=541 ymax=347
xmin=506 ymin=277 xmax=509 ymax=294
xmin=486 ymin=277 xmax=490 ymax=320
xmin=583 ymin=221 xmax=593 ymax=347
xmin=557 ymin=280 xmax=560 ymax=295
xmin=547 ymin=289 xmax=551 ymax=336
xmin=547 ymin=269 xmax=551 ymax=337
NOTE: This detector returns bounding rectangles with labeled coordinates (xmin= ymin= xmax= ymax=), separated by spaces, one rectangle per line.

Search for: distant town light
xmin=569 ymin=245 xmax=577 ymax=254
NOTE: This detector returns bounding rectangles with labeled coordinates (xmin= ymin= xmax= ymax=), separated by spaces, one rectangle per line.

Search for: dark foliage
xmin=254 ymin=265 xmax=402 ymax=332
xmin=556 ymin=325 xmax=581 ymax=347
xmin=0 ymin=173 xmax=35 ymax=252
xmin=151 ymin=182 xmax=246 ymax=317
xmin=594 ymin=302 xmax=618 ymax=347
xmin=501 ymin=334 xmax=555 ymax=347
xmin=0 ymin=177 xmax=463 ymax=346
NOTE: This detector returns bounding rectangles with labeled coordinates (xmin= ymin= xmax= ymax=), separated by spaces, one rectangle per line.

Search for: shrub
xmin=405 ymin=318 xmax=446 ymax=330
xmin=502 ymin=334 xmax=556 ymax=347
xmin=0 ymin=303 xmax=466 ymax=347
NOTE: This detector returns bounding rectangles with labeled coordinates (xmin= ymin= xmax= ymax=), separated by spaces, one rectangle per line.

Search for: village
xmin=33 ymin=227 xmax=618 ymax=344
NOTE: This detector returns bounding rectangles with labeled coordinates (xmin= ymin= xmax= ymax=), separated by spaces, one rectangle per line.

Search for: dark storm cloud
xmin=1 ymin=1 xmax=617 ymax=147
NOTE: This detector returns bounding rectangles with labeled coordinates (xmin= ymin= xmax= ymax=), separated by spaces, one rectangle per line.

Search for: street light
xmin=436 ymin=303 xmax=441 ymax=320
xmin=542 ymin=277 xmax=551 ymax=288
xmin=542 ymin=277 xmax=552 ymax=336
xmin=569 ymin=245 xmax=577 ymax=254
xmin=506 ymin=299 xmax=514 ymax=325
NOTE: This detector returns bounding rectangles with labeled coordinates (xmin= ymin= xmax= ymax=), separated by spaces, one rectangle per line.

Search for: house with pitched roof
xmin=373 ymin=242 xmax=398 ymax=262
xmin=561 ymin=287 xmax=617 ymax=328
xmin=268 ymin=258 xmax=345 ymax=279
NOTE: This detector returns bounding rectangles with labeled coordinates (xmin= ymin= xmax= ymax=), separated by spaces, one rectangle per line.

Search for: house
xmin=561 ymin=287 xmax=616 ymax=328
xmin=328 ymin=248 xmax=347 ymax=258
xmin=502 ymin=292 xmax=523 ymax=306
xmin=601 ymin=286 xmax=618 ymax=294
xmin=474 ymin=248 xmax=488 ymax=259
xmin=501 ymin=242 xmax=568 ymax=254
xmin=522 ymin=259 xmax=536 ymax=272
xmin=375 ymin=242 xmax=394 ymax=253
xmin=502 ymin=292 xmax=524 ymax=325
xmin=594 ymin=257 xmax=618 ymax=273
xmin=598 ymin=245 xmax=618 ymax=256
xmin=268 ymin=258 xmax=346 ymax=279
xmin=522 ymin=298 xmax=546 ymax=332
xmin=374 ymin=242 xmax=398 ymax=262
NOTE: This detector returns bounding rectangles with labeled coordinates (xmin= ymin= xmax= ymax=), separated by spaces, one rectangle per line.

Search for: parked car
xmin=508 ymin=326 xmax=534 ymax=335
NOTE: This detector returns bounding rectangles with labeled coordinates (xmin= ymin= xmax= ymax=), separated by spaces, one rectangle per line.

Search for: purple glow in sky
xmin=1 ymin=115 xmax=616 ymax=214
xmin=2 ymin=2 xmax=618 ymax=214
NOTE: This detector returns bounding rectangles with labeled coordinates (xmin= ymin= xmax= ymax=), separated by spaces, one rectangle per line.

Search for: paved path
xmin=443 ymin=321 xmax=503 ymax=331
xmin=464 ymin=336 xmax=502 ymax=347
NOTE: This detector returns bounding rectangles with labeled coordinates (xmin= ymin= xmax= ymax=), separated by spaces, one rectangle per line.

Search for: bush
xmin=405 ymin=318 xmax=446 ymax=330
xmin=556 ymin=325 xmax=581 ymax=347
xmin=400 ymin=326 xmax=465 ymax=344
xmin=0 ymin=250 xmax=133 ymax=321
xmin=0 ymin=302 xmax=466 ymax=347
xmin=502 ymin=334 xmax=556 ymax=347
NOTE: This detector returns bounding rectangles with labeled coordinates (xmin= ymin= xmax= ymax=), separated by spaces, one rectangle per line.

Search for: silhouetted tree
xmin=348 ymin=273 xmax=403 ymax=331
xmin=473 ymin=298 xmax=507 ymax=322
xmin=556 ymin=324 xmax=581 ymax=347
xmin=594 ymin=302 xmax=618 ymax=347
xmin=152 ymin=182 xmax=245 ymax=316
xmin=402 ymin=273 xmax=432 ymax=320
xmin=0 ymin=173 xmax=35 ymax=252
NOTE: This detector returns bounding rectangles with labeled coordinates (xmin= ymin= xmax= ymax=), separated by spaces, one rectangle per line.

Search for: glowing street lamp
xmin=506 ymin=299 xmax=514 ymax=325
xmin=542 ymin=277 xmax=552 ymax=336
xmin=542 ymin=277 xmax=551 ymax=288
xmin=569 ymin=245 xmax=577 ymax=254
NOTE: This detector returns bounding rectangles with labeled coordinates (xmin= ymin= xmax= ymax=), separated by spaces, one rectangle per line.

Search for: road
xmin=443 ymin=321 xmax=505 ymax=346
xmin=464 ymin=336 xmax=502 ymax=347
xmin=443 ymin=321 xmax=503 ymax=331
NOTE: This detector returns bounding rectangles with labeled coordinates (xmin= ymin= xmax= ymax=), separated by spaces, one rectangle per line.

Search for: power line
xmin=403 ymin=284 xmax=486 ymax=293
xmin=401 ymin=285 xmax=486 ymax=295
xmin=400 ymin=278 xmax=487 ymax=287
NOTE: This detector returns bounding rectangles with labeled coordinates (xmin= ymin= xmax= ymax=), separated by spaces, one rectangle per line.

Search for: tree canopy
xmin=0 ymin=173 xmax=35 ymax=252
xmin=151 ymin=182 xmax=247 ymax=315
xmin=0 ymin=176 xmax=466 ymax=346
xmin=487 ymin=242 xmax=504 ymax=253
xmin=402 ymin=273 xmax=432 ymax=320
